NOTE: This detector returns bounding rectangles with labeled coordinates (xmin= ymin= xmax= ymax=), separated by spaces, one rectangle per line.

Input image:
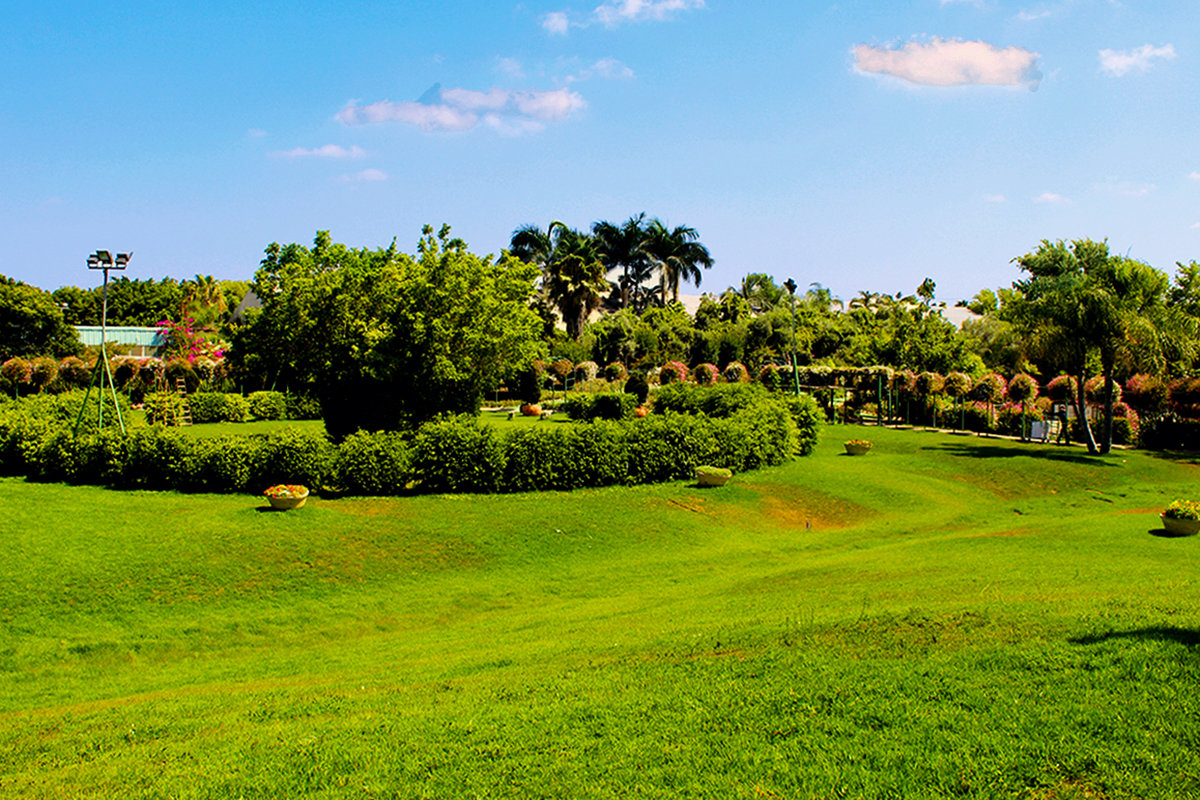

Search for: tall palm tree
xmin=510 ymin=222 xmax=609 ymax=339
xmin=592 ymin=213 xmax=650 ymax=310
xmin=646 ymin=219 xmax=713 ymax=303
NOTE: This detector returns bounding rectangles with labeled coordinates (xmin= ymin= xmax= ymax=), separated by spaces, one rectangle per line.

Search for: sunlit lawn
xmin=2 ymin=426 xmax=1198 ymax=798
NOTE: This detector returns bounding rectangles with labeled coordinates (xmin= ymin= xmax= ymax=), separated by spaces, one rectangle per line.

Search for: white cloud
xmin=336 ymin=87 xmax=585 ymax=134
xmin=1034 ymin=192 xmax=1069 ymax=204
xmin=1017 ymin=9 xmax=1051 ymax=21
xmin=271 ymin=144 xmax=366 ymax=159
xmin=542 ymin=11 xmax=570 ymax=35
xmin=1192 ymin=222 xmax=1200 ymax=230
xmin=566 ymin=57 xmax=636 ymax=83
xmin=1187 ymin=171 xmax=1200 ymax=181
xmin=1099 ymin=44 xmax=1176 ymax=77
xmin=339 ymin=168 xmax=388 ymax=183
xmin=853 ymin=38 xmax=1042 ymax=90
xmin=496 ymin=57 xmax=525 ymax=79
xmin=594 ymin=0 xmax=705 ymax=26
xmin=984 ymin=194 xmax=1007 ymax=203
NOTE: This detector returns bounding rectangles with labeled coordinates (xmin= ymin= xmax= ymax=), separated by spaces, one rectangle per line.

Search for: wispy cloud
xmin=565 ymin=58 xmax=635 ymax=83
xmin=1099 ymin=43 xmax=1176 ymax=77
xmin=1034 ymin=192 xmax=1070 ymax=204
xmin=853 ymin=38 xmax=1042 ymax=90
xmin=271 ymin=144 xmax=366 ymax=159
xmin=336 ymin=86 xmax=585 ymax=135
xmin=496 ymin=57 xmax=525 ymax=79
xmin=545 ymin=0 xmax=703 ymax=34
xmin=1190 ymin=171 xmax=1200 ymax=181
xmin=1017 ymin=9 xmax=1051 ymax=21
xmin=1191 ymin=222 xmax=1200 ymax=230
xmin=339 ymin=168 xmax=388 ymax=183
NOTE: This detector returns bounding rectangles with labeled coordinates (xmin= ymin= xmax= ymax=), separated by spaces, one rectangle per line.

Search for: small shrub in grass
xmin=248 ymin=391 xmax=288 ymax=421
xmin=190 ymin=392 xmax=251 ymax=423
xmin=248 ymin=427 xmax=335 ymax=491
xmin=117 ymin=428 xmax=196 ymax=490
xmin=412 ymin=416 xmax=504 ymax=494
xmin=786 ymin=393 xmax=823 ymax=456
xmin=335 ymin=430 xmax=412 ymax=495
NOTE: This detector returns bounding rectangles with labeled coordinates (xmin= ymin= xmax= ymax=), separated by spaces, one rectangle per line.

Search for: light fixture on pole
xmin=783 ymin=278 xmax=800 ymax=396
xmin=73 ymin=250 xmax=131 ymax=435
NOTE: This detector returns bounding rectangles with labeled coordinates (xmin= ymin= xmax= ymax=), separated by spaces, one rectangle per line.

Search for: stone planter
xmin=1160 ymin=515 xmax=1200 ymax=536
xmin=844 ymin=442 xmax=872 ymax=456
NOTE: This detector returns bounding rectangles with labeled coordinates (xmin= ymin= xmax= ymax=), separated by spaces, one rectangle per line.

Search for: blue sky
xmin=2 ymin=0 xmax=1197 ymax=303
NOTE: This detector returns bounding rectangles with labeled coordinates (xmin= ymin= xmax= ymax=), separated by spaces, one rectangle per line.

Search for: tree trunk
xmin=1099 ymin=371 xmax=1115 ymax=455
xmin=1074 ymin=370 xmax=1099 ymax=454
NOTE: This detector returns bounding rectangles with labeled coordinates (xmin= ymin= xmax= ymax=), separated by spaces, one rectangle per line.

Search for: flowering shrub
xmin=757 ymin=364 xmax=784 ymax=392
xmin=693 ymin=363 xmax=720 ymax=386
xmin=943 ymin=372 xmax=972 ymax=399
xmin=844 ymin=439 xmax=873 ymax=448
xmin=996 ymin=401 xmax=1045 ymax=437
xmin=971 ymin=373 xmax=1007 ymax=404
xmin=58 ymin=356 xmax=91 ymax=389
xmin=157 ymin=318 xmax=224 ymax=364
xmin=604 ymin=361 xmax=628 ymax=383
xmin=914 ymin=371 xmax=944 ymax=396
xmin=1007 ymin=373 xmax=1039 ymax=403
xmin=722 ymin=362 xmax=750 ymax=384
xmin=263 ymin=484 xmax=308 ymax=499
xmin=1124 ymin=374 xmax=1169 ymax=417
xmin=962 ymin=400 xmax=997 ymax=433
xmin=573 ymin=361 xmax=599 ymax=383
xmin=549 ymin=359 xmax=574 ymax=386
xmin=1045 ymin=374 xmax=1078 ymax=404
xmin=659 ymin=360 xmax=689 ymax=385
xmin=1084 ymin=375 xmax=1122 ymax=405
xmin=891 ymin=370 xmax=916 ymax=395
xmin=1 ymin=357 xmax=32 ymax=395
xmin=29 ymin=357 xmax=58 ymax=393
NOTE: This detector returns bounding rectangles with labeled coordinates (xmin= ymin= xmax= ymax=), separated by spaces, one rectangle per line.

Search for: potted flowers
xmin=844 ymin=439 xmax=873 ymax=456
xmin=264 ymin=484 xmax=309 ymax=510
xmin=1161 ymin=500 xmax=1200 ymax=536
xmin=695 ymin=465 xmax=732 ymax=488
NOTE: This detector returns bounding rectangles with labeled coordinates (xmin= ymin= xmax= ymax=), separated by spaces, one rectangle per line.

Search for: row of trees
xmin=510 ymin=214 xmax=713 ymax=337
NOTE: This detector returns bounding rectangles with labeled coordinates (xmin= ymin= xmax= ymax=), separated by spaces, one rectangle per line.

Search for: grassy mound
xmin=1 ymin=427 xmax=1198 ymax=798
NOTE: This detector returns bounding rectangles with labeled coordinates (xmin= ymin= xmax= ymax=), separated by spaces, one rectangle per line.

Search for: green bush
xmin=284 ymin=392 xmax=323 ymax=421
xmin=563 ymin=392 xmax=637 ymax=421
xmin=335 ymin=430 xmax=412 ymax=495
xmin=247 ymin=427 xmax=335 ymax=490
xmin=624 ymin=374 xmax=650 ymax=406
xmin=248 ymin=391 xmax=288 ymax=421
xmin=412 ymin=416 xmax=505 ymax=494
xmin=786 ymin=394 xmax=823 ymax=456
xmin=190 ymin=392 xmax=252 ymax=424
xmin=502 ymin=423 xmax=629 ymax=492
xmin=190 ymin=436 xmax=259 ymax=492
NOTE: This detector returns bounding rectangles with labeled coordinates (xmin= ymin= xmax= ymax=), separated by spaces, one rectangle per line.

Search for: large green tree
xmin=0 ymin=275 xmax=82 ymax=359
xmin=1009 ymin=238 xmax=1189 ymax=454
xmin=510 ymin=221 xmax=609 ymax=339
xmin=234 ymin=226 xmax=541 ymax=436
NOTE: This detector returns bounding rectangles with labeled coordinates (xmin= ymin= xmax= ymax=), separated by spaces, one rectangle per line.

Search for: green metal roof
xmin=74 ymin=326 xmax=166 ymax=348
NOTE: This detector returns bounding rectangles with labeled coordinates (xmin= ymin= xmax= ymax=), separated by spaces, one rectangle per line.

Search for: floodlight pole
xmin=783 ymin=278 xmax=800 ymax=396
xmin=73 ymin=250 xmax=130 ymax=435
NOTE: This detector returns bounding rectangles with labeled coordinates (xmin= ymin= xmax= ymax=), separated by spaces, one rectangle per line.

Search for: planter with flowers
xmin=844 ymin=439 xmax=873 ymax=456
xmin=1161 ymin=500 xmax=1200 ymax=536
xmin=264 ymin=484 xmax=309 ymax=510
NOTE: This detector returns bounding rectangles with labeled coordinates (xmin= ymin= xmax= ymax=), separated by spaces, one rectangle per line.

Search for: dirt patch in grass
xmin=749 ymin=484 xmax=872 ymax=530
xmin=968 ymin=529 xmax=1028 ymax=538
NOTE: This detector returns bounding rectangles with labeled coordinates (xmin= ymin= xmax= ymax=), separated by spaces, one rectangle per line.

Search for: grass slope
xmin=2 ymin=427 xmax=1198 ymax=798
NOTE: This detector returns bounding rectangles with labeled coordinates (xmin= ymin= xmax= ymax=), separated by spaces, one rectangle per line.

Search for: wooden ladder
xmin=175 ymin=377 xmax=193 ymax=427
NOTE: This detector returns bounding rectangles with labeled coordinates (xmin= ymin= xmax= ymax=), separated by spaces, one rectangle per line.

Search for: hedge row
xmin=0 ymin=386 xmax=815 ymax=496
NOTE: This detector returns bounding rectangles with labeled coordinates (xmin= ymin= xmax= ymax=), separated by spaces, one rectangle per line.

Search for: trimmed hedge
xmin=0 ymin=384 xmax=812 ymax=496
xmin=562 ymin=392 xmax=638 ymax=421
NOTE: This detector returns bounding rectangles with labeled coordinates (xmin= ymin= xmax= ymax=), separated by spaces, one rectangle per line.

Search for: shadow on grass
xmin=1070 ymin=626 xmax=1200 ymax=647
xmin=1149 ymin=527 xmax=1199 ymax=539
xmin=1144 ymin=450 xmax=1200 ymax=466
xmin=925 ymin=442 xmax=1117 ymax=468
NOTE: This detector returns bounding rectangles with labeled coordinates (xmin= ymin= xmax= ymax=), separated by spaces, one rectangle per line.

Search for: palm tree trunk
xmin=1074 ymin=370 xmax=1099 ymax=454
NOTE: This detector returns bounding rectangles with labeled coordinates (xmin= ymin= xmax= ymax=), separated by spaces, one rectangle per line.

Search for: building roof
xmin=74 ymin=326 xmax=166 ymax=348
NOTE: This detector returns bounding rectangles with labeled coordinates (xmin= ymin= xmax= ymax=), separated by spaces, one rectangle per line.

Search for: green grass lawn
xmin=2 ymin=426 xmax=1199 ymax=798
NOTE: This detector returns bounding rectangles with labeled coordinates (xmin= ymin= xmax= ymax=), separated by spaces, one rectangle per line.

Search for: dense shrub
xmin=503 ymin=424 xmax=629 ymax=492
xmin=914 ymin=371 xmax=944 ymax=397
xmin=1 ymin=357 xmax=32 ymax=396
xmin=624 ymin=374 xmax=650 ymax=406
xmin=58 ymin=356 xmax=91 ymax=389
xmin=786 ymin=394 xmax=823 ymax=456
xmin=603 ymin=362 xmax=627 ymax=383
xmin=412 ymin=416 xmax=505 ymax=494
xmin=943 ymin=372 xmax=972 ymax=399
xmin=334 ymin=430 xmax=412 ymax=495
xmin=1007 ymin=373 xmax=1039 ymax=404
xmin=563 ymin=392 xmax=638 ymax=421
xmin=1139 ymin=418 xmax=1200 ymax=450
xmin=248 ymin=390 xmax=288 ymax=421
xmin=1124 ymin=374 xmax=1169 ymax=417
xmin=757 ymin=364 xmax=785 ymax=392
xmin=29 ymin=357 xmax=58 ymax=392
xmin=517 ymin=366 xmax=543 ymax=405
xmin=190 ymin=392 xmax=252 ymax=424
xmin=247 ymin=427 xmax=335 ymax=490
xmin=659 ymin=361 xmax=689 ymax=385
xmin=970 ymin=373 xmax=1007 ymax=404
xmin=285 ymin=392 xmax=323 ymax=421
xmin=164 ymin=359 xmax=200 ymax=394
xmin=1084 ymin=376 xmax=1122 ymax=405
xmin=573 ymin=361 xmax=599 ymax=384
xmin=996 ymin=401 xmax=1045 ymax=437
xmin=1045 ymin=374 xmax=1078 ymax=404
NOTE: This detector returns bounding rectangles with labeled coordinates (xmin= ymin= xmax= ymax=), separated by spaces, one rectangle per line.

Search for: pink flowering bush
xmin=1084 ymin=375 xmax=1122 ymax=405
xmin=58 ymin=356 xmax=91 ymax=389
xmin=943 ymin=371 xmax=972 ymax=399
xmin=971 ymin=372 xmax=1008 ymax=404
xmin=659 ymin=361 xmax=690 ymax=385
xmin=1045 ymin=374 xmax=1078 ymax=404
xmin=1 ymin=357 xmax=32 ymax=397
xmin=29 ymin=356 xmax=58 ymax=392
xmin=722 ymin=361 xmax=750 ymax=383
xmin=1007 ymin=373 xmax=1039 ymax=404
xmin=604 ymin=361 xmax=627 ymax=383
xmin=1123 ymin=373 xmax=1169 ymax=417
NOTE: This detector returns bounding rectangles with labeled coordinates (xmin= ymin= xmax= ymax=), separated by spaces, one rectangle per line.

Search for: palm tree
xmin=510 ymin=222 xmax=609 ymax=339
xmin=592 ymin=214 xmax=651 ymax=310
xmin=725 ymin=273 xmax=784 ymax=313
xmin=646 ymin=219 xmax=713 ymax=303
